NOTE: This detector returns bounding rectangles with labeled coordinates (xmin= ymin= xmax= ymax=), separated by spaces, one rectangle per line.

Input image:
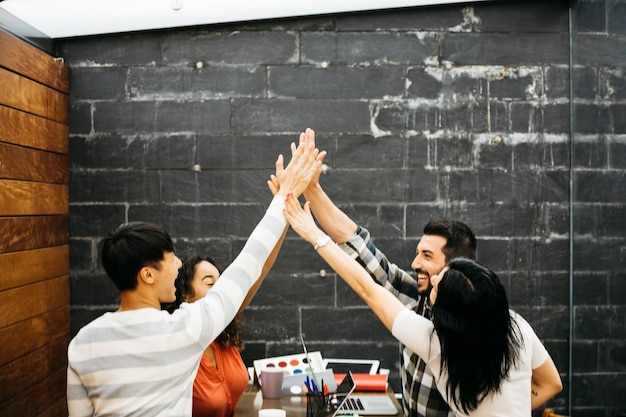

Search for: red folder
xmin=333 ymin=373 xmax=388 ymax=392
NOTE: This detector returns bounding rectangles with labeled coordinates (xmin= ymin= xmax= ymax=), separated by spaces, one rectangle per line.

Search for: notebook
xmin=333 ymin=372 xmax=399 ymax=416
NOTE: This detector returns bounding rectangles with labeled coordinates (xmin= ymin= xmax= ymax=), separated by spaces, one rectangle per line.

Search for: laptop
xmin=332 ymin=372 xmax=398 ymax=416
xmin=323 ymin=358 xmax=380 ymax=375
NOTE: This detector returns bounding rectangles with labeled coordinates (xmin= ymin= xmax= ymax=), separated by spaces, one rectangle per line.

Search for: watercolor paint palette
xmin=253 ymin=351 xmax=325 ymax=380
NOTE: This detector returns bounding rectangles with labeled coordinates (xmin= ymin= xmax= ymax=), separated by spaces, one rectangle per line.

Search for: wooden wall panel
xmin=0 ymin=246 xmax=69 ymax=292
xmin=0 ymin=31 xmax=69 ymax=93
xmin=0 ymin=28 xmax=70 ymax=417
xmin=0 ymin=142 xmax=68 ymax=183
xmin=0 ymin=180 xmax=68 ymax=215
xmin=0 ymin=306 xmax=70 ymax=367
xmin=0 ymin=105 xmax=69 ymax=153
xmin=37 ymin=399 xmax=70 ymax=417
xmin=0 ymin=68 xmax=69 ymax=124
xmin=0 ymin=216 xmax=69 ymax=253
xmin=0 ymin=276 xmax=70 ymax=328
xmin=0 ymin=337 xmax=68 ymax=404
xmin=0 ymin=368 xmax=67 ymax=417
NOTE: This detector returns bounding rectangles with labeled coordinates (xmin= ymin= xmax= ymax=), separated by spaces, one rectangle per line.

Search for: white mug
xmin=259 ymin=409 xmax=286 ymax=417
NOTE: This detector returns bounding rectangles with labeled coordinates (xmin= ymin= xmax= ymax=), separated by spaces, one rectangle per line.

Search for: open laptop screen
xmin=329 ymin=371 xmax=356 ymax=417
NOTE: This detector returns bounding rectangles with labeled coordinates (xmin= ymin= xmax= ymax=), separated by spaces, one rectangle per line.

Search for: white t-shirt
xmin=392 ymin=308 xmax=548 ymax=417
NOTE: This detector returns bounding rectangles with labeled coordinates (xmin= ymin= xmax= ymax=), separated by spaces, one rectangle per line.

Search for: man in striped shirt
xmin=67 ymin=140 xmax=320 ymax=417
xmin=295 ymin=129 xmax=477 ymax=417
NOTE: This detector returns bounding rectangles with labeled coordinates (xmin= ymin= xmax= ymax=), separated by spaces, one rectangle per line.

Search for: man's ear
xmin=138 ymin=266 xmax=155 ymax=285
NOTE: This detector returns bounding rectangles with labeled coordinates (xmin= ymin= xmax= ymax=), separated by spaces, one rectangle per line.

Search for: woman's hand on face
xmin=429 ymin=267 xmax=448 ymax=306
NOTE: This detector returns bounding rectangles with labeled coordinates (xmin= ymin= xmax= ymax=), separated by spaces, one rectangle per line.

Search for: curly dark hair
xmin=162 ymin=254 xmax=245 ymax=351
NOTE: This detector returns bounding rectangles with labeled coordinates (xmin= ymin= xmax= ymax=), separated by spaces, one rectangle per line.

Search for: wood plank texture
xmin=0 ymin=30 xmax=69 ymax=93
xmin=0 ymin=336 xmax=68 ymax=404
xmin=0 ymin=180 xmax=68 ymax=215
xmin=0 ymin=68 xmax=69 ymax=124
xmin=36 ymin=398 xmax=69 ymax=417
xmin=0 ymin=367 xmax=67 ymax=417
xmin=0 ymin=105 xmax=69 ymax=153
xmin=0 ymin=28 xmax=70 ymax=417
xmin=0 ymin=142 xmax=69 ymax=183
xmin=0 ymin=216 xmax=69 ymax=253
xmin=0 ymin=245 xmax=69 ymax=292
xmin=0 ymin=306 xmax=70 ymax=367
xmin=0 ymin=275 xmax=70 ymax=328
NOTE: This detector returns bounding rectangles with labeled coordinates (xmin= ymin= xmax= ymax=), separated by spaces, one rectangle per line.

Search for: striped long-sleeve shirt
xmin=67 ymin=195 xmax=287 ymax=417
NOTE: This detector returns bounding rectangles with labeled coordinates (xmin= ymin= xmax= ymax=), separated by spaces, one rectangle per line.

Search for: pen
xmin=300 ymin=336 xmax=321 ymax=389
xmin=311 ymin=377 xmax=319 ymax=394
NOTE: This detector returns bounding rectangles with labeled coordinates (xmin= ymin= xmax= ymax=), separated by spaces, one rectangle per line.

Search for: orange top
xmin=192 ymin=341 xmax=249 ymax=417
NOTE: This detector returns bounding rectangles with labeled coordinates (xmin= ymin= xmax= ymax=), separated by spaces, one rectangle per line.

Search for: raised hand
xmin=269 ymin=128 xmax=326 ymax=197
xmin=299 ymin=129 xmax=326 ymax=193
xmin=274 ymin=138 xmax=319 ymax=198
xmin=282 ymin=193 xmax=322 ymax=245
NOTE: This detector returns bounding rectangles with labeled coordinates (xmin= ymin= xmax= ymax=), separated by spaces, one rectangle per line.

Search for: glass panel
xmin=571 ymin=0 xmax=626 ymax=414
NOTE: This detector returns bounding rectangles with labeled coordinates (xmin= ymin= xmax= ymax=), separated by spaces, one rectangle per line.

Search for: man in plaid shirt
xmin=295 ymin=131 xmax=477 ymax=417
xmin=336 ymin=223 xmax=475 ymax=417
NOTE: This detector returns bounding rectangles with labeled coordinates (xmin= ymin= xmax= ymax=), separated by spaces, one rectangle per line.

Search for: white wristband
xmin=313 ymin=235 xmax=332 ymax=250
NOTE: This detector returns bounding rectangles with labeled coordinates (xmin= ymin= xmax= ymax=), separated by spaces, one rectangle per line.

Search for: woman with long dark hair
xmin=282 ymin=194 xmax=562 ymax=416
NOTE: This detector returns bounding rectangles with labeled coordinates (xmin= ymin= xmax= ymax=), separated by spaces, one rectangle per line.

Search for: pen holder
xmin=306 ymin=392 xmax=333 ymax=417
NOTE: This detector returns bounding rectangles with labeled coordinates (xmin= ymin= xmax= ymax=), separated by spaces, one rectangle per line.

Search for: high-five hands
xmin=268 ymin=128 xmax=326 ymax=196
xmin=271 ymin=131 xmax=321 ymax=198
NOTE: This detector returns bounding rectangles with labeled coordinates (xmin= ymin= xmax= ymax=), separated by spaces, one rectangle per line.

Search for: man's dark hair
xmin=423 ymin=219 xmax=476 ymax=261
xmin=99 ymin=221 xmax=175 ymax=291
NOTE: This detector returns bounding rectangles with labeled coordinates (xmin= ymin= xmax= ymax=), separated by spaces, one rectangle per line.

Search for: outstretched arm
xmin=282 ymin=193 xmax=404 ymax=330
xmin=240 ymin=183 xmax=291 ymax=311
xmin=271 ymin=129 xmax=418 ymax=303
xmin=196 ymin=141 xmax=319 ymax=345
xmin=239 ymin=141 xmax=322 ymax=310
xmin=301 ymin=130 xmax=357 ymax=244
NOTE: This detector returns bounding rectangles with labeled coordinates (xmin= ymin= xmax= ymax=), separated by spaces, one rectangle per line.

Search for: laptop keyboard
xmin=340 ymin=398 xmax=364 ymax=411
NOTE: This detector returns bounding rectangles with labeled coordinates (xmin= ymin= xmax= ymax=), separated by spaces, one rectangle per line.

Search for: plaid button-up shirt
xmin=340 ymin=226 xmax=454 ymax=417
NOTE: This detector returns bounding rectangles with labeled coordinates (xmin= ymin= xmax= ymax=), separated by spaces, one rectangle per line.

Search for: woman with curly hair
xmin=164 ymin=251 xmax=282 ymax=417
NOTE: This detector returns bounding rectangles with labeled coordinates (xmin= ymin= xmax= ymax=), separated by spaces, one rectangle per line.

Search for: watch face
xmin=315 ymin=235 xmax=331 ymax=249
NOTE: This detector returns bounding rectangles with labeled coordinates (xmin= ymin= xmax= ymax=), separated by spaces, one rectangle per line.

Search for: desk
xmin=235 ymin=385 xmax=402 ymax=417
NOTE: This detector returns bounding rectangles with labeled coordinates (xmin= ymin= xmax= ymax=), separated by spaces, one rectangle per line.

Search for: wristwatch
xmin=313 ymin=234 xmax=332 ymax=250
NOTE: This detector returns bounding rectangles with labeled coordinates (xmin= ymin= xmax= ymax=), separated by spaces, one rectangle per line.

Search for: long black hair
xmin=431 ymin=258 xmax=521 ymax=413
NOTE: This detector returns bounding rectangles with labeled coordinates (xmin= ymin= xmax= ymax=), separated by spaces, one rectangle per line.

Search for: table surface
xmin=235 ymin=385 xmax=403 ymax=417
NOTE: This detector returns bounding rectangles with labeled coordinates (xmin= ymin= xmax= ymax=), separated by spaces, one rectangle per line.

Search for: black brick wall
xmin=571 ymin=0 xmax=626 ymax=415
xmin=58 ymin=0 xmax=625 ymax=415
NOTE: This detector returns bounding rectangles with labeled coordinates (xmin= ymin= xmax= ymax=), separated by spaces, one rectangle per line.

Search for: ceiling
xmin=0 ymin=0 xmax=491 ymax=39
